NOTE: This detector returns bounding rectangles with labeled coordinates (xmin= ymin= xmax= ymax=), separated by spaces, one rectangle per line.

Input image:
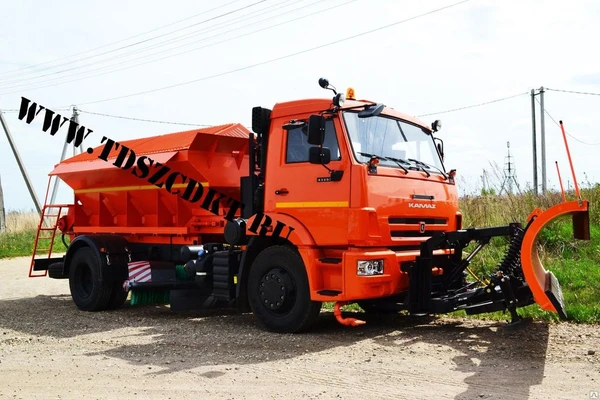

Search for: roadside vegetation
xmin=0 ymin=211 xmax=67 ymax=259
xmin=1 ymin=182 xmax=598 ymax=323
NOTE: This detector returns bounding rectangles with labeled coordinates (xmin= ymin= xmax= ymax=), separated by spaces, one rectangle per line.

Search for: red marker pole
xmin=559 ymin=121 xmax=581 ymax=201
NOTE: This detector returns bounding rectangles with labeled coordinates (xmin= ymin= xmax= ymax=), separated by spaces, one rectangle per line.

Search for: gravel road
xmin=0 ymin=256 xmax=598 ymax=399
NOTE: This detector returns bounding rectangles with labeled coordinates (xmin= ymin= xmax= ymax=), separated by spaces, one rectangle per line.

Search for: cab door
xmin=263 ymin=116 xmax=351 ymax=246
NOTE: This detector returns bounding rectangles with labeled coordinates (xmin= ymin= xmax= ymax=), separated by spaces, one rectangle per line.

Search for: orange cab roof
xmin=271 ymin=98 xmax=432 ymax=131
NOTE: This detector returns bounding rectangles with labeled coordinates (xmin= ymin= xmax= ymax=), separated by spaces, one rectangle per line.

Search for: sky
xmin=1 ymin=0 xmax=599 ymax=211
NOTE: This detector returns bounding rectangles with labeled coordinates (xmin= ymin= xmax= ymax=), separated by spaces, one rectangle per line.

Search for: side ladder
xmin=29 ymin=204 xmax=70 ymax=277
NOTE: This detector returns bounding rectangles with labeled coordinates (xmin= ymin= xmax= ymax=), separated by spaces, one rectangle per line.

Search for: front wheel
xmin=248 ymin=246 xmax=321 ymax=333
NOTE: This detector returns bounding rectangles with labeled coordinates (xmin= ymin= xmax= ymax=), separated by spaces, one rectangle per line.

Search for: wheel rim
xmin=74 ymin=262 xmax=93 ymax=299
xmin=258 ymin=267 xmax=296 ymax=315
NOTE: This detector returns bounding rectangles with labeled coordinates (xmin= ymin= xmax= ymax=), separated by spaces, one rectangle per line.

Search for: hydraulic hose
xmin=334 ymin=301 xmax=366 ymax=327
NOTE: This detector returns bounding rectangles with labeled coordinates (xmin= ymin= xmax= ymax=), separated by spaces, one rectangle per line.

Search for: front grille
xmin=388 ymin=217 xmax=447 ymax=225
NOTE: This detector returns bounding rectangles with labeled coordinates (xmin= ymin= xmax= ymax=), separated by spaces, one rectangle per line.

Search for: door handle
xmin=275 ymin=188 xmax=289 ymax=195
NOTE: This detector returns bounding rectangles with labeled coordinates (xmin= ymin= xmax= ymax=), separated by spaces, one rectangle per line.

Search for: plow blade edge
xmin=520 ymin=200 xmax=590 ymax=319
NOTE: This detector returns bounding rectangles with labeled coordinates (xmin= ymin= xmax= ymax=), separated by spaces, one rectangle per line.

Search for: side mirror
xmin=435 ymin=138 xmax=444 ymax=161
xmin=252 ymin=106 xmax=271 ymax=134
xmin=307 ymin=115 xmax=325 ymax=145
xmin=309 ymin=146 xmax=331 ymax=165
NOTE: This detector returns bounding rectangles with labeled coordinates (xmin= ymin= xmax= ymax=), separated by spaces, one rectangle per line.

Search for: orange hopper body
xmin=49 ymin=123 xmax=251 ymax=245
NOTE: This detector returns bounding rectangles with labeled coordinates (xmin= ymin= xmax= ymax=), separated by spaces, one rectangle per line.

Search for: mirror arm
xmin=318 ymin=142 xmax=331 ymax=172
xmin=321 ymin=163 xmax=332 ymax=173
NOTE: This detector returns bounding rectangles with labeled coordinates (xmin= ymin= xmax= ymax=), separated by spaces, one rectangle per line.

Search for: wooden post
xmin=0 ymin=174 xmax=5 ymax=232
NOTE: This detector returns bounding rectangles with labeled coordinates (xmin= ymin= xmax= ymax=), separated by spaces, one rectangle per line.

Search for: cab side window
xmin=285 ymin=120 xmax=341 ymax=164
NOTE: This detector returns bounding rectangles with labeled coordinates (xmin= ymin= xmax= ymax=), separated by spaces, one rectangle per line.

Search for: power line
xmin=535 ymin=97 xmax=600 ymax=146
xmin=78 ymin=109 xmax=213 ymax=127
xmin=64 ymin=0 xmax=471 ymax=107
xmin=0 ymin=0 xmax=290 ymax=89
xmin=417 ymin=92 xmax=528 ymax=117
xmin=0 ymin=0 xmax=267 ymax=87
xmin=79 ymin=108 xmax=253 ymax=130
xmin=0 ymin=107 xmax=70 ymax=113
xmin=0 ymin=0 xmax=332 ymax=94
xmin=546 ymin=88 xmax=600 ymax=97
xmin=0 ymin=0 xmax=248 ymax=80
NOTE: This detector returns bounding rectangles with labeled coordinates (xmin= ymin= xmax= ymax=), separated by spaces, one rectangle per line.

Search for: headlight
xmin=357 ymin=260 xmax=384 ymax=276
xmin=333 ymin=92 xmax=345 ymax=107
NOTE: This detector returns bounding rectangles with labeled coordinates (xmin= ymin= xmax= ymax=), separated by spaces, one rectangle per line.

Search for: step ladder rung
xmin=30 ymin=204 xmax=72 ymax=277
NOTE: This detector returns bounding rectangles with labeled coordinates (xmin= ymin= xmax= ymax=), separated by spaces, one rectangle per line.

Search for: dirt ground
xmin=0 ymin=256 xmax=598 ymax=400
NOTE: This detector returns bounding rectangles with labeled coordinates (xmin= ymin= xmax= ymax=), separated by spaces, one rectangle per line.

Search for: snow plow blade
xmin=520 ymin=200 xmax=590 ymax=319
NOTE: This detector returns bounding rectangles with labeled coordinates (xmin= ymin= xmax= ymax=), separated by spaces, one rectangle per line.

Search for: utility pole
xmin=50 ymin=106 xmax=81 ymax=204
xmin=0 ymin=174 xmax=5 ymax=232
xmin=530 ymin=89 xmax=538 ymax=194
xmin=539 ymin=86 xmax=547 ymax=193
xmin=0 ymin=109 xmax=42 ymax=215
xmin=72 ymin=107 xmax=83 ymax=155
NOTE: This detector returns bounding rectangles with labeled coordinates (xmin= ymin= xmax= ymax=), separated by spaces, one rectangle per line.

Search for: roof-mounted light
xmin=346 ymin=87 xmax=356 ymax=100
xmin=333 ymin=92 xmax=345 ymax=107
xmin=432 ymin=119 xmax=442 ymax=132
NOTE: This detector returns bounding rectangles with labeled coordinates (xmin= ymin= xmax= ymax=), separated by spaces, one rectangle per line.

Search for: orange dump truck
xmin=30 ymin=79 xmax=590 ymax=332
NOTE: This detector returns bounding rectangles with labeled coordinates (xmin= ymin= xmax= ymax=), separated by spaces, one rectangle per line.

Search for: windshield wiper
xmin=384 ymin=156 xmax=409 ymax=174
xmin=358 ymin=152 xmax=408 ymax=174
xmin=410 ymin=162 xmax=430 ymax=177
xmin=408 ymin=159 xmax=447 ymax=179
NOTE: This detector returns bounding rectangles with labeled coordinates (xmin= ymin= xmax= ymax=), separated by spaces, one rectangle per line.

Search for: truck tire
xmin=248 ymin=246 xmax=321 ymax=333
xmin=48 ymin=261 xmax=68 ymax=279
xmin=106 ymin=281 xmax=128 ymax=310
xmin=68 ymin=247 xmax=113 ymax=311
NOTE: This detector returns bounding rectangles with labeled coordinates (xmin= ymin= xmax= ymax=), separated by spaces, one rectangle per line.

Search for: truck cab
xmin=243 ymin=87 xmax=461 ymax=325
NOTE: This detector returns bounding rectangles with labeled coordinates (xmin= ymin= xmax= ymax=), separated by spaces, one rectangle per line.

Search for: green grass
xmin=0 ymin=229 xmax=67 ymax=259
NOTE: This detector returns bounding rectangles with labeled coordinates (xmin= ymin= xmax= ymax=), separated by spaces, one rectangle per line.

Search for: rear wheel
xmin=106 ymin=281 xmax=128 ymax=309
xmin=248 ymin=246 xmax=321 ymax=333
xmin=68 ymin=247 xmax=113 ymax=311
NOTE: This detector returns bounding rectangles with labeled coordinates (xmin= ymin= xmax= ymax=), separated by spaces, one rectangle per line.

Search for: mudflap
xmin=520 ymin=200 xmax=590 ymax=320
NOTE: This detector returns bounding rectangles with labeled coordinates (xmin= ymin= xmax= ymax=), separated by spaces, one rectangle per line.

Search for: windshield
xmin=342 ymin=111 xmax=444 ymax=172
